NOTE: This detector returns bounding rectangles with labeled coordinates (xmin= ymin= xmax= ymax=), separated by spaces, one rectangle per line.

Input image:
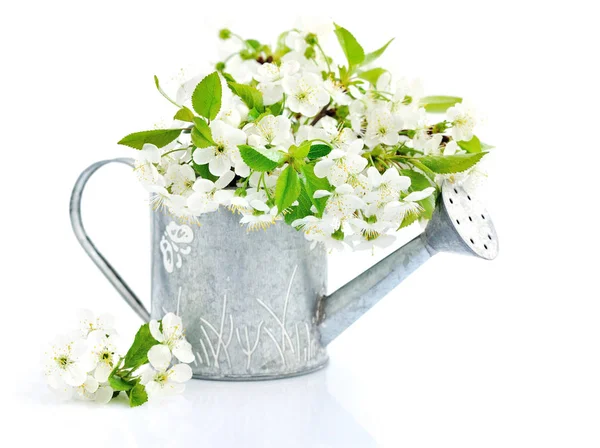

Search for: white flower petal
xmin=193 ymin=178 xmax=215 ymax=193
xmin=397 ymin=176 xmax=412 ymax=191
xmin=215 ymin=170 xmax=235 ymax=190
xmin=138 ymin=365 xmax=154 ymax=385
xmin=145 ymin=380 xmax=162 ymax=397
xmin=209 ymin=156 xmax=230 ymax=176
xmin=405 ymin=187 xmax=435 ymax=202
xmin=214 ymin=189 xmax=234 ymax=204
xmin=444 ymin=141 xmax=458 ymax=155
xmin=149 ymin=320 xmax=164 ymax=342
xmin=94 ymin=363 xmax=112 ymax=383
xmin=172 ymin=340 xmax=195 ymax=364
xmin=95 ymin=386 xmax=114 ymax=404
xmin=162 ymin=313 xmax=182 ymax=335
xmin=168 ymin=363 xmax=193 ymax=383
xmin=148 ymin=344 xmax=172 ymax=372
xmin=250 ymin=200 xmax=270 ymax=212
xmin=313 ymin=190 xmax=332 ymax=199
xmin=313 ymin=159 xmax=334 ymax=178
xmin=192 ymin=147 xmax=215 ymax=165
xmin=335 ymin=184 xmax=354 ymax=195
xmin=83 ymin=375 xmax=99 ymax=393
xmin=234 ymin=161 xmax=250 ymax=177
xmin=63 ymin=365 xmax=86 ymax=387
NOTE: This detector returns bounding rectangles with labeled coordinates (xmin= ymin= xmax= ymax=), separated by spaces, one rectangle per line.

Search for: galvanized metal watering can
xmin=70 ymin=158 xmax=499 ymax=380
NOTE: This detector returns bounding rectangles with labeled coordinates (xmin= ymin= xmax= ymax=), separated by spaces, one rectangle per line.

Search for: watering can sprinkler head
xmin=318 ymin=181 xmax=499 ymax=345
xmin=424 ymin=181 xmax=499 ymax=260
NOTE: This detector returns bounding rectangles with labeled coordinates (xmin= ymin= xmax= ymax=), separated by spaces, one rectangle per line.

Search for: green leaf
xmin=128 ymin=383 xmax=148 ymax=408
xmin=192 ymin=163 xmax=218 ymax=181
xmin=238 ymin=144 xmax=284 ymax=172
xmin=285 ymin=182 xmax=313 ymax=225
xmin=118 ymin=129 xmax=182 ymax=150
xmin=301 ymin=163 xmax=331 ymax=215
xmin=400 ymin=169 xmax=435 ymax=190
xmin=334 ymin=24 xmax=365 ymax=67
xmin=399 ymin=211 xmax=421 ymax=230
xmin=481 ymin=141 xmax=495 ymax=151
xmin=418 ymin=96 xmax=462 ymax=113
xmin=247 ymin=108 xmax=262 ymax=122
xmin=358 ymin=68 xmax=388 ymax=86
xmin=457 ymin=135 xmax=482 ymax=153
xmin=191 ymin=117 xmax=215 ymax=148
xmin=363 ymin=38 xmax=394 ymax=66
xmin=123 ymin=323 xmax=160 ymax=370
xmin=307 ymin=144 xmax=332 ymax=160
xmin=228 ymin=82 xmax=264 ymax=112
xmin=246 ymin=39 xmax=261 ymax=50
xmin=173 ymin=106 xmax=195 ymax=122
xmin=220 ymin=71 xmax=236 ymax=84
xmin=191 ymin=129 xmax=211 ymax=148
xmin=192 ymin=72 xmax=222 ymax=120
xmin=415 ymin=152 xmax=487 ymax=174
xmin=268 ymin=100 xmax=284 ymax=116
xmin=108 ymin=374 xmax=136 ymax=392
xmin=275 ymin=165 xmax=301 ymax=213
xmin=288 ymin=141 xmax=311 ymax=160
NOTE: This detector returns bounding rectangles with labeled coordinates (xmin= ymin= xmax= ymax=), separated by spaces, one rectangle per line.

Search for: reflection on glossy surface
xmin=31 ymin=366 xmax=377 ymax=448
xmin=139 ymin=370 xmax=376 ymax=447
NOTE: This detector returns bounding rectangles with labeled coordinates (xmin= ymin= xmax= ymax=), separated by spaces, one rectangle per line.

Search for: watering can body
xmin=70 ymin=158 xmax=498 ymax=380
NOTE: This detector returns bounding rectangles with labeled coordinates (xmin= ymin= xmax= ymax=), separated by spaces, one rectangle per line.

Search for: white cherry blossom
xmin=45 ymin=334 xmax=95 ymax=388
xmin=324 ymin=79 xmax=351 ymax=106
xmin=164 ymin=163 xmax=196 ymax=195
xmin=187 ymin=170 xmax=235 ymax=214
xmin=282 ymin=73 xmax=330 ymax=117
xmin=134 ymin=143 xmax=163 ymax=185
xmin=192 ymin=120 xmax=248 ymax=177
xmin=244 ymin=115 xmax=292 ymax=149
xmin=217 ymin=88 xmax=249 ymax=128
xmin=240 ymin=199 xmax=279 ymax=231
xmin=383 ymin=187 xmax=436 ymax=223
xmin=87 ymin=331 xmax=120 ymax=383
xmin=314 ymin=140 xmax=367 ymax=187
xmin=364 ymin=107 xmax=403 ymax=148
xmin=77 ymin=309 xmax=116 ymax=338
xmin=364 ymin=167 xmax=412 ymax=218
xmin=149 ymin=313 xmax=195 ymax=363
xmin=447 ymin=102 xmax=477 ymax=142
xmin=255 ymin=61 xmax=300 ymax=105
xmin=316 ymin=184 xmax=366 ymax=220
xmin=140 ymin=345 xmax=193 ymax=400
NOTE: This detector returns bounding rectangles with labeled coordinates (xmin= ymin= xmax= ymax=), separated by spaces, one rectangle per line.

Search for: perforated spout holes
xmin=441 ymin=182 xmax=499 ymax=260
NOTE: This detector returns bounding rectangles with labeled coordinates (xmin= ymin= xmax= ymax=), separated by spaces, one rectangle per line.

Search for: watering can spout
xmin=318 ymin=182 xmax=499 ymax=345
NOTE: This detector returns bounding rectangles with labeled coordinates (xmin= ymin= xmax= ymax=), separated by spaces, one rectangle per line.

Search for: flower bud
xmin=305 ymin=33 xmax=318 ymax=46
xmin=304 ymin=46 xmax=316 ymax=60
xmin=215 ymin=62 xmax=226 ymax=71
xmin=218 ymin=29 xmax=232 ymax=40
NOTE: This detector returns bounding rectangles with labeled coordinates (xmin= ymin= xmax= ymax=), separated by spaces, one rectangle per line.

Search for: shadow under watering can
xmin=70 ymin=158 xmax=498 ymax=380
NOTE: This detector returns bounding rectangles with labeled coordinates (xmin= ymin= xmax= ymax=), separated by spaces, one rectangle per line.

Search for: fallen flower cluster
xmin=44 ymin=310 xmax=194 ymax=407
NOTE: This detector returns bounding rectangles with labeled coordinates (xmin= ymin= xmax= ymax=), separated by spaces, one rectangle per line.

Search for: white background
xmin=2 ymin=1 xmax=599 ymax=447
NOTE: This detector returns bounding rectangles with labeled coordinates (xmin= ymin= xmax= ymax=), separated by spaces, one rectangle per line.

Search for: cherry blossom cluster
xmin=44 ymin=311 xmax=194 ymax=407
xmin=121 ymin=19 xmax=491 ymax=252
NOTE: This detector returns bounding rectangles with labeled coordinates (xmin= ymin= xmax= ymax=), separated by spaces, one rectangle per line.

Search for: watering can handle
xmin=69 ymin=158 xmax=150 ymax=322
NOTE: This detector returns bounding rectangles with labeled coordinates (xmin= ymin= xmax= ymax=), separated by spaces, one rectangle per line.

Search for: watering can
xmin=70 ymin=158 xmax=498 ymax=380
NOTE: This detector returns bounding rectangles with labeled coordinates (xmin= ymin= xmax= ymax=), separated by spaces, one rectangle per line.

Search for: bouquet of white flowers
xmin=119 ymin=21 xmax=491 ymax=252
